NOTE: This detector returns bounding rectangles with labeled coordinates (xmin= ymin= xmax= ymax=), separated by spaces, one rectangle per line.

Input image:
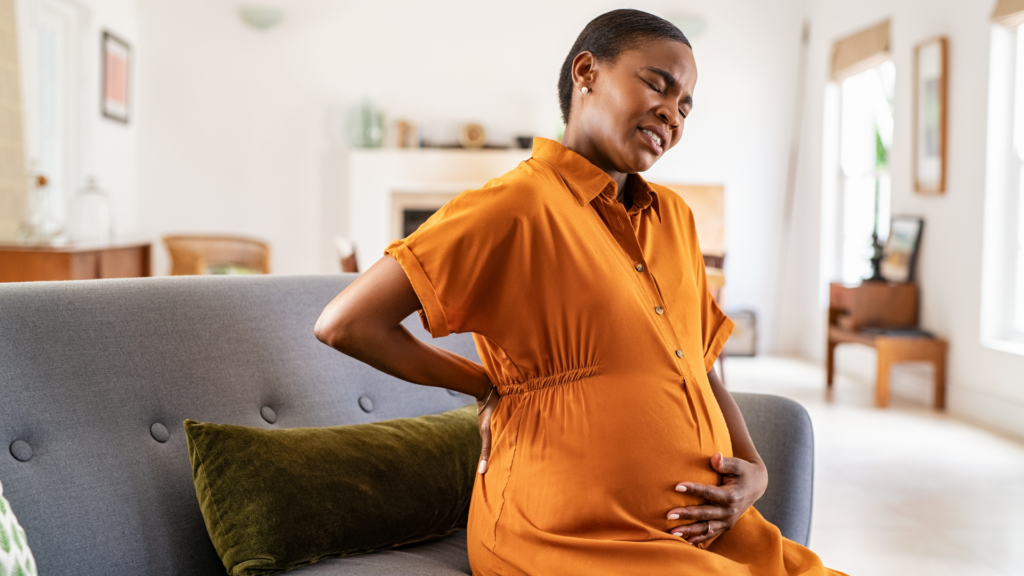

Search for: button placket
xmin=593 ymin=195 xmax=689 ymax=379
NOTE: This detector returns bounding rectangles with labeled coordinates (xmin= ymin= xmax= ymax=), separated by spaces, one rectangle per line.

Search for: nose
xmin=656 ymin=105 xmax=680 ymax=130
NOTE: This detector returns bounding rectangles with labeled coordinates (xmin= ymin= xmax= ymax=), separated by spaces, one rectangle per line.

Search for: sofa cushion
xmin=292 ymin=530 xmax=470 ymax=575
xmin=185 ymin=405 xmax=480 ymax=576
xmin=0 ymin=478 xmax=38 ymax=576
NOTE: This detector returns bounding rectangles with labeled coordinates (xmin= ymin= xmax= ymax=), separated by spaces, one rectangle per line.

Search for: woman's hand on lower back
xmin=666 ymin=452 xmax=768 ymax=544
xmin=476 ymin=386 xmax=500 ymax=475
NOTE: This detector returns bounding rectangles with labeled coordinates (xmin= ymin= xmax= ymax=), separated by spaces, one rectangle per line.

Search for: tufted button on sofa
xmin=0 ymin=275 xmax=813 ymax=575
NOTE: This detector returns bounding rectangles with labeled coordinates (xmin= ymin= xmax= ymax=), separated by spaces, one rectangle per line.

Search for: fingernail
xmin=477 ymin=460 xmax=487 ymax=474
xmin=675 ymin=485 xmax=687 ymax=492
xmin=668 ymin=513 xmax=680 ymax=520
xmin=672 ymin=532 xmax=683 ymax=537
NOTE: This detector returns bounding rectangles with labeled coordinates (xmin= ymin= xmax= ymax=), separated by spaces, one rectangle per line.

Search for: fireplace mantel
xmin=348 ymin=148 xmax=531 ymax=268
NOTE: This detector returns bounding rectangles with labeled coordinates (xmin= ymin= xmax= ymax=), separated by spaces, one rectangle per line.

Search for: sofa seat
xmin=298 ymin=531 xmax=470 ymax=575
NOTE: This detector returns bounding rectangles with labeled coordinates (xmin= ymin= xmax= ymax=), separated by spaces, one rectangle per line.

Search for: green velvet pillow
xmin=184 ymin=404 xmax=480 ymax=576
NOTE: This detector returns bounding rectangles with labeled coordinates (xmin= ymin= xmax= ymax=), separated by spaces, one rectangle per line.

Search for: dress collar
xmin=531 ymin=138 xmax=661 ymax=222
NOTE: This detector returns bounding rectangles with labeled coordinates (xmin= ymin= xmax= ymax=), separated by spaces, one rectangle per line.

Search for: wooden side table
xmin=827 ymin=326 xmax=947 ymax=408
xmin=0 ymin=241 xmax=151 ymax=282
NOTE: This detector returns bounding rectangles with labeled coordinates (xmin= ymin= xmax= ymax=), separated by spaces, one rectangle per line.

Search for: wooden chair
xmin=162 ymin=235 xmax=271 ymax=276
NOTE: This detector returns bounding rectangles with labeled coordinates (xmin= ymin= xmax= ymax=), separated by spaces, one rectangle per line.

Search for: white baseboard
xmin=948 ymin=385 xmax=1024 ymax=443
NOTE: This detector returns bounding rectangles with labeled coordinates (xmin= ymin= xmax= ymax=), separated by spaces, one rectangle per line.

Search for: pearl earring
xmin=581 ymin=87 xmax=590 ymax=95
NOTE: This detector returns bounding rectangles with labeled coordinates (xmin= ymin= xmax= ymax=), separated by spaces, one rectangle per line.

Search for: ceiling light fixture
xmin=238 ymin=5 xmax=285 ymax=31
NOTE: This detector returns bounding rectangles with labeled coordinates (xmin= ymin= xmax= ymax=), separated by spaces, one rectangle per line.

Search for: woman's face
xmin=570 ymin=39 xmax=697 ymax=174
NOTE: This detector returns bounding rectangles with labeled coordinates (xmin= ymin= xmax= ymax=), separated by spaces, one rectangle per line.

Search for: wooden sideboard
xmin=0 ymin=241 xmax=151 ymax=282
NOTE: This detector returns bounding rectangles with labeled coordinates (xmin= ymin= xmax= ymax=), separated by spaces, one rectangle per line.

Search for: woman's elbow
xmin=314 ymin=305 xmax=355 ymax=351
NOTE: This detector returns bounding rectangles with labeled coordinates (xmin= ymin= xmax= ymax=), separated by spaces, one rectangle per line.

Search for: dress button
xmin=675 ymin=349 xmax=684 ymax=358
xmin=655 ymin=306 xmax=664 ymax=315
xmin=634 ymin=263 xmax=644 ymax=272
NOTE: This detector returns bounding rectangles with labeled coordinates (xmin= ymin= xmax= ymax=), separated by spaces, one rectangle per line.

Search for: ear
xmin=571 ymin=51 xmax=597 ymax=91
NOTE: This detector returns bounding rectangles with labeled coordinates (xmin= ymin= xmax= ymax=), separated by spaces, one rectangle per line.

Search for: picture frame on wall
xmin=880 ymin=216 xmax=925 ymax=283
xmin=913 ymin=36 xmax=948 ymax=194
xmin=102 ymin=31 xmax=130 ymax=124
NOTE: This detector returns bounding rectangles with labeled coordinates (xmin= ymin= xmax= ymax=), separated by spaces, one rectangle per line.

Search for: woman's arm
xmin=314 ymin=255 xmax=492 ymax=401
xmin=314 ymin=256 xmax=500 ymax=473
xmin=707 ymin=368 xmax=765 ymax=470
xmin=665 ymin=367 xmax=769 ymax=544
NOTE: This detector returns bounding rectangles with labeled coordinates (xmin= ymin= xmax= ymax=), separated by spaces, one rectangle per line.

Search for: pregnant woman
xmin=316 ymin=9 xmax=842 ymax=575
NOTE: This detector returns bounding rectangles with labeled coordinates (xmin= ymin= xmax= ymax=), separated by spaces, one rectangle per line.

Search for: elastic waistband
xmin=497 ymin=365 xmax=601 ymax=396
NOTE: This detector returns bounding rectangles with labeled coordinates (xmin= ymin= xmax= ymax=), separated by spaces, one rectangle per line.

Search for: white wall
xmin=778 ymin=0 xmax=1024 ymax=439
xmin=134 ymin=0 xmax=806 ymax=351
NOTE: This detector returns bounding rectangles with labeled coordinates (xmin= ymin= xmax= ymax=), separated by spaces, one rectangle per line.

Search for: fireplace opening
xmin=402 ymin=208 xmax=439 ymax=238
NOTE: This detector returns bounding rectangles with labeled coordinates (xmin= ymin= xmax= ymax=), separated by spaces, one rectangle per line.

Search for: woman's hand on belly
xmin=665 ymin=452 xmax=768 ymax=544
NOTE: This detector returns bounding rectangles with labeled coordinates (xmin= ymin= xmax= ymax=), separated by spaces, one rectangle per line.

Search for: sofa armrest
xmin=731 ymin=392 xmax=814 ymax=546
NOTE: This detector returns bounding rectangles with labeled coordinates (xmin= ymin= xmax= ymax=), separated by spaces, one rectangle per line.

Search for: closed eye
xmin=644 ymin=78 xmax=688 ymax=120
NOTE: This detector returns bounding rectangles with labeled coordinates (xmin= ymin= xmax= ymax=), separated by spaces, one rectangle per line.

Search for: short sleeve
xmin=385 ymin=183 xmax=525 ymax=339
xmin=682 ymin=208 xmax=735 ymax=373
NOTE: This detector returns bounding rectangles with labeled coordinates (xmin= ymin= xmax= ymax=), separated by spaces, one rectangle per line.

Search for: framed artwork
xmin=880 ymin=216 xmax=925 ymax=283
xmin=102 ymin=31 xmax=130 ymax=124
xmin=913 ymin=37 xmax=947 ymax=194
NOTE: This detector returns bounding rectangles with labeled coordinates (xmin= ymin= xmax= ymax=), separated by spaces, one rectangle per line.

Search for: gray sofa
xmin=0 ymin=275 xmax=813 ymax=575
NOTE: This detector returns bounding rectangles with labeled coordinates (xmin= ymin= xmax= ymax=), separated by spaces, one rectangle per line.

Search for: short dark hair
xmin=558 ymin=9 xmax=690 ymax=124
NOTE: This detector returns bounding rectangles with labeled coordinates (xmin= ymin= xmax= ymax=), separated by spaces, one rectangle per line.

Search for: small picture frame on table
xmin=880 ymin=216 xmax=924 ymax=283
xmin=102 ymin=31 xmax=131 ymax=124
xmin=913 ymin=37 xmax=947 ymax=194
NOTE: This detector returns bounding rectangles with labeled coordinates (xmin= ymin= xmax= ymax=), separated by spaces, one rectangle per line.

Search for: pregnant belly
xmin=490 ymin=375 xmax=730 ymax=539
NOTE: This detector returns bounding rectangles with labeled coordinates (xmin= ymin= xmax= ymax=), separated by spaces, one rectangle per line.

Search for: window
xmin=833 ymin=62 xmax=895 ymax=284
xmin=982 ymin=22 xmax=1024 ymax=352
xmin=17 ymin=0 xmax=84 ymax=233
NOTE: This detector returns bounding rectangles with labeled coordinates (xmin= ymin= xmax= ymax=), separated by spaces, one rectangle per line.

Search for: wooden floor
xmin=727 ymin=356 xmax=1024 ymax=576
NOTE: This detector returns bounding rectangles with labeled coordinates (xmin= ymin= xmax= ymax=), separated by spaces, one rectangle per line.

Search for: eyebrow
xmin=643 ymin=67 xmax=694 ymax=108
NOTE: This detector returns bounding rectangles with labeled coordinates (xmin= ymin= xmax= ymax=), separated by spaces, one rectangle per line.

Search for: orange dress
xmin=386 ymin=138 xmax=842 ymax=576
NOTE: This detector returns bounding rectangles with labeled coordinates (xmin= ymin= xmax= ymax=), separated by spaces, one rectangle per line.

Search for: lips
xmin=638 ymin=127 xmax=665 ymax=154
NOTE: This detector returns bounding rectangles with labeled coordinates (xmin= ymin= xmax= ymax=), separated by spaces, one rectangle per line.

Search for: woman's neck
xmin=561 ymin=129 xmax=629 ymax=203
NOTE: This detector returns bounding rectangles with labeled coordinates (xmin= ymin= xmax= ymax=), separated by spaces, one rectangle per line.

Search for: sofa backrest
xmin=0 ymin=275 xmax=478 ymax=576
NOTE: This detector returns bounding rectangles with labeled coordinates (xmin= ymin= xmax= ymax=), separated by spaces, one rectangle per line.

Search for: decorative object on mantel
xmin=393 ymin=120 xmax=419 ymax=148
xmin=880 ymin=216 xmax=924 ymax=283
xmin=102 ymin=31 xmax=131 ymax=124
xmin=913 ymin=36 xmax=947 ymax=194
xmin=516 ymin=136 xmax=535 ymax=149
xmin=69 ymin=177 xmax=115 ymax=244
xmin=458 ymin=123 xmax=487 ymax=149
xmin=238 ymin=5 xmax=285 ymax=30
xmin=348 ymin=100 xmax=385 ymax=148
